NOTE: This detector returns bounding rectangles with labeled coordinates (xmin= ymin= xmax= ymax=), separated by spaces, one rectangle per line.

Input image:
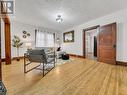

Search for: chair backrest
xmin=35 ymin=47 xmax=55 ymax=53
xmin=27 ymin=49 xmax=47 ymax=63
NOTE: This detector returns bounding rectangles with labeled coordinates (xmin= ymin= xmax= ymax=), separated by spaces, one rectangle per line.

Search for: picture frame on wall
xmin=63 ymin=30 xmax=74 ymax=43
xmin=23 ymin=31 xmax=27 ymax=34
xmin=23 ymin=35 xmax=27 ymax=38
xmin=22 ymin=30 xmax=31 ymax=39
xmin=27 ymin=33 xmax=30 ymax=36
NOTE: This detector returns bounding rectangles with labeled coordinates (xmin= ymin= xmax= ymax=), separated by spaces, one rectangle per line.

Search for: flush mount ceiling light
xmin=56 ymin=15 xmax=63 ymax=23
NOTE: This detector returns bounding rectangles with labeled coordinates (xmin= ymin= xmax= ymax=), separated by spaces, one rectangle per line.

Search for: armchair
xmin=24 ymin=49 xmax=55 ymax=77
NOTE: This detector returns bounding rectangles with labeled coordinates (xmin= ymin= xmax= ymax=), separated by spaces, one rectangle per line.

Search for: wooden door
xmin=98 ymin=23 xmax=116 ymax=64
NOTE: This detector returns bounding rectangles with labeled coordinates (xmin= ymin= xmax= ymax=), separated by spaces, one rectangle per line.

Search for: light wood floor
xmin=2 ymin=58 xmax=127 ymax=95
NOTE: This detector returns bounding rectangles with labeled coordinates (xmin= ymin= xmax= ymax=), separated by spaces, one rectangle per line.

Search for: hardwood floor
xmin=2 ymin=58 xmax=127 ymax=95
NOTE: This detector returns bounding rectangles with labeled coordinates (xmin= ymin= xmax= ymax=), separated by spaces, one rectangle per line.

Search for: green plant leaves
xmin=12 ymin=35 xmax=23 ymax=48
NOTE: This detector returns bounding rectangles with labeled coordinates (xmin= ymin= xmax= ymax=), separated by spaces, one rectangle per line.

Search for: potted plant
xmin=12 ymin=35 xmax=23 ymax=61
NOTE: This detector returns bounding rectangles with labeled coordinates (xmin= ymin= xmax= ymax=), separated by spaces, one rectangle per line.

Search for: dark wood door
xmin=98 ymin=23 xmax=116 ymax=64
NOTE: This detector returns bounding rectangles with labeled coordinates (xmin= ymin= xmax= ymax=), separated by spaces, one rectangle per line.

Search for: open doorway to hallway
xmin=83 ymin=25 xmax=99 ymax=61
xmin=85 ymin=29 xmax=98 ymax=60
xmin=85 ymin=29 xmax=97 ymax=60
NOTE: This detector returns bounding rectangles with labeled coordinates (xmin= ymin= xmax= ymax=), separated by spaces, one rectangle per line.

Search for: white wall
xmin=1 ymin=21 xmax=60 ymax=58
xmin=11 ymin=21 xmax=36 ymax=58
xmin=62 ymin=8 xmax=127 ymax=62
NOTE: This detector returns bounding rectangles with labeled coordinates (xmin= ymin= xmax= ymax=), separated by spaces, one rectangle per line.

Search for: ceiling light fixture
xmin=56 ymin=15 xmax=63 ymax=23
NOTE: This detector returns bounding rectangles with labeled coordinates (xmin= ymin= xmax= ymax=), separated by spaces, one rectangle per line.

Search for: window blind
xmin=35 ymin=30 xmax=55 ymax=47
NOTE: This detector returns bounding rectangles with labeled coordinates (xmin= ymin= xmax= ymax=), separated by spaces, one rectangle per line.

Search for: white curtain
xmin=36 ymin=30 xmax=55 ymax=47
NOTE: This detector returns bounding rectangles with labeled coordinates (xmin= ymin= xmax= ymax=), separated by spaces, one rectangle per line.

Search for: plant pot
xmin=16 ymin=58 xmax=20 ymax=61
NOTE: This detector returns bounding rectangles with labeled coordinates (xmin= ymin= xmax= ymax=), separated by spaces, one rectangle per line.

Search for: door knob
xmin=113 ymin=44 xmax=116 ymax=48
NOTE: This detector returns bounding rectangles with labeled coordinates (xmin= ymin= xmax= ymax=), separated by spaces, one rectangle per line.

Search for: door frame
xmin=83 ymin=25 xmax=100 ymax=59
xmin=2 ymin=16 xmax=11 ymax=65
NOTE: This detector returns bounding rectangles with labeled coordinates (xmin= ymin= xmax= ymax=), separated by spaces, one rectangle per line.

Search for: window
xmin=35 ymin=30 xmax=55 ymax=47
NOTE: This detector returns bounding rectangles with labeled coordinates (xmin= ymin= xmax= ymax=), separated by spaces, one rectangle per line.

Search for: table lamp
xmin=25 ymin=42 xmax=32 ymax=49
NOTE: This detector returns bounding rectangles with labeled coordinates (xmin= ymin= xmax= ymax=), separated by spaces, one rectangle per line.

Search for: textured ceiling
xmin=14 ymin=0 xmax=127 ymax=31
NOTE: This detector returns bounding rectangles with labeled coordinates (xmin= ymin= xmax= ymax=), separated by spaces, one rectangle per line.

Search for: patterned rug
xmin=56 ymin=58 xmax=75 ymax=66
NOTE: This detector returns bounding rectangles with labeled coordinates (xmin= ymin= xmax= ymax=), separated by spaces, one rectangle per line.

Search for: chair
xmin=24 ymin=49 xmax=55 ymax=77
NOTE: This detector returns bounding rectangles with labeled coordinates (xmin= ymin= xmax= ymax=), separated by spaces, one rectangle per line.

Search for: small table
xmin=62 ymin=54 xmax=69 ymax=60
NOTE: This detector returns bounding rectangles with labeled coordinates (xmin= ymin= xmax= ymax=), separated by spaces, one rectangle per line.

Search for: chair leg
xmin=54 ymin=55 xmax=55 ymax=67
xmin=24 ymin=56 xmax=26 ymax=73
xmin=54 ymin=59 xmax=55 ymax=67
xmin=43 ymin=63 xmax=45 ymax=77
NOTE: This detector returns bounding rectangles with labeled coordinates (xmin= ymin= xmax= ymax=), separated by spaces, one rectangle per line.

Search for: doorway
xmin=83 ymin=26 xmax=99 ymax=60
xmin=83 ymin=23 xmax=116 ymax=64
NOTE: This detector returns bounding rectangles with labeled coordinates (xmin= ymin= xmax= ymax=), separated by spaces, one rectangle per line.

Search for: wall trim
xmin=83 ymin=25 xmax=100 ymax=31
xmin=116 ymin=61 xmax=127 ymax=66
xmin=69 ymin=54 xmax=84 ymax=58
xmin=2 ymin=56 xmax=24 ymax=62
xmin=12 ymin=56 xmax=24 ymax=60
